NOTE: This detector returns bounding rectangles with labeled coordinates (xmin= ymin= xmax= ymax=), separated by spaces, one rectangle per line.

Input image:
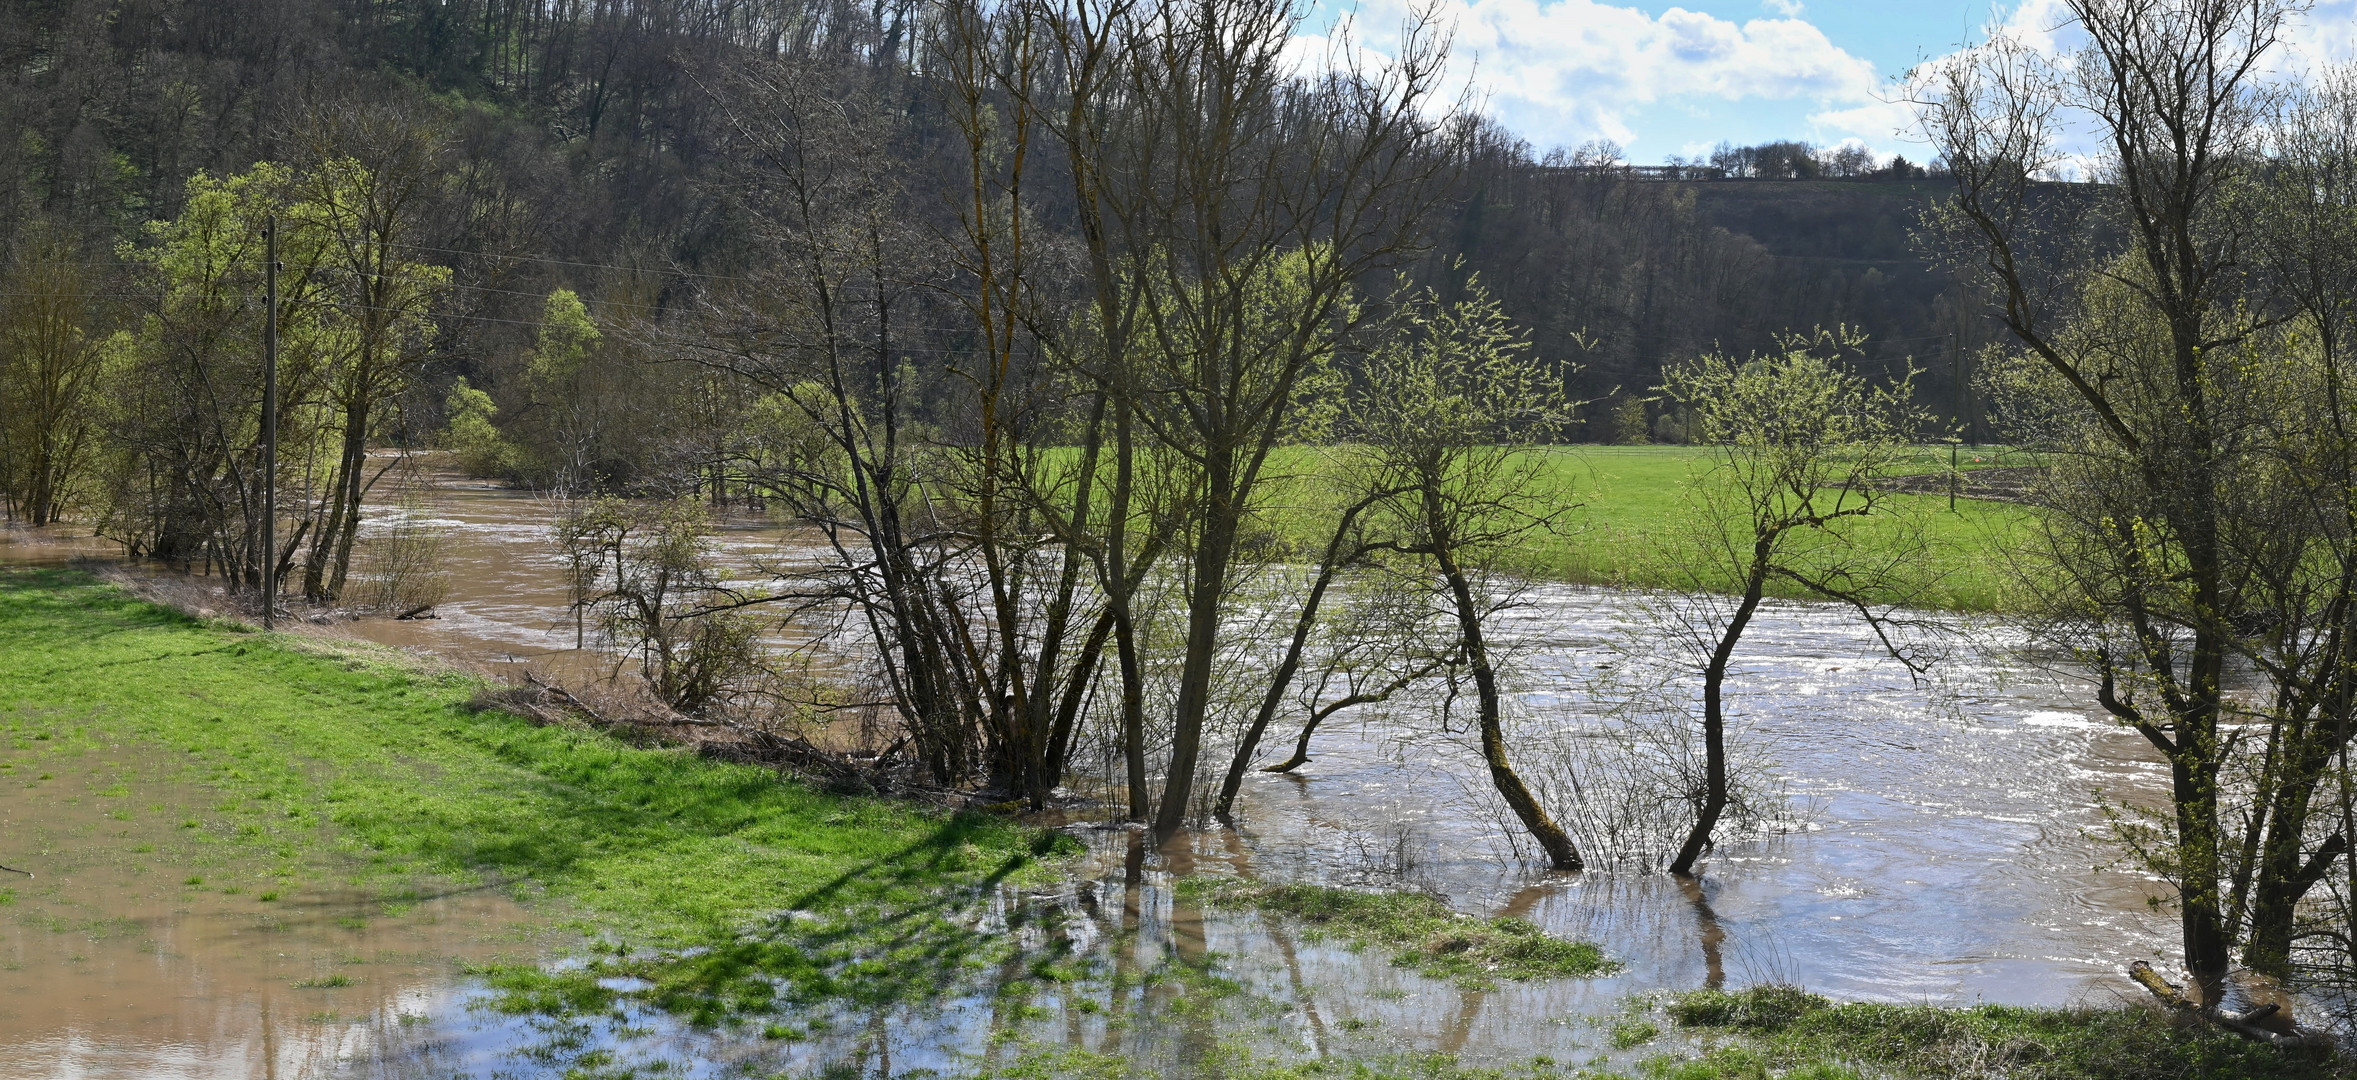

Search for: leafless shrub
xmin=350 ymin=486 xmax=449 ymax=618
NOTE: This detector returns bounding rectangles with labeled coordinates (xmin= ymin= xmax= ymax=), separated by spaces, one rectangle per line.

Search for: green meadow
xmin=1247 ymin=445 xmax=2040 ymax=613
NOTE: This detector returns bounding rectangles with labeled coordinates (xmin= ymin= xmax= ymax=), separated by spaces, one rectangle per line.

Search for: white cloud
xmin=1297 ymin=0 xmax=2357 ymax=163
xmin=1808 ymin=97 xmax=1917 ymax=145
xmin=2280 ymin=0 xmax=2357 ymax=73
xmin=1295 ymin=0 xmax=1880 ymax=148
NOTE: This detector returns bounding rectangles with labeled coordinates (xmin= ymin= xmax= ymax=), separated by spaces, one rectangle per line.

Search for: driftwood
xmin=2127 ymin=961 xmax=2331 ymax=1049
xmin=520 ymin=670 xmax=613 ymax=726
xmin=492 ymin=671 xmax=925 ymax=796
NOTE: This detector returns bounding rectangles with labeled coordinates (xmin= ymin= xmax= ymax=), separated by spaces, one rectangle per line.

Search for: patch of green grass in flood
xmin=1646 ymin=985 xmax=2340 ymax=1080
xmin=1176 ymin=878 xmax=1618 ymax=987
xmin=0 ymin=567 xmax=1074 ymax=1023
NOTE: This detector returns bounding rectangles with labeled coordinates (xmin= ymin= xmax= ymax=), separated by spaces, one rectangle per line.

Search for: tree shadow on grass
xmin=628 ymin=819 xmax=1070 ymax=1025
xmin=3 ymin=568 xmax=1076 ymax=1032
xmin=471 ymin=819 xmax=1069 ymax=1030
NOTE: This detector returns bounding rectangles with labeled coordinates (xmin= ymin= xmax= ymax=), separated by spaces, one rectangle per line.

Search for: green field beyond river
xmin=1252 ymin=445 xmax=2040 ymax=612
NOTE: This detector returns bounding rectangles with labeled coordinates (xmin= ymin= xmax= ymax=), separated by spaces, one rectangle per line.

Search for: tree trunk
xmin=303 ymin=404 xmax=370 ymax=601
xmin=1430 ymin=491 xmax=1581 ymax=871
xmin=1115 ymin=600 xmax=1149 ymax=821
xmin=1153 ymin=479 xmax=1240 ymax=838
xmin=1103 ymin=406 xmax=1151 ymax=821
xmin=1670 ymin=536 xmax=1770 ymax=877
xmin=2241 ymin=729 xmax=2346 ymax=977
xmin=1212 ymin=490 xmax=1382 ymax=818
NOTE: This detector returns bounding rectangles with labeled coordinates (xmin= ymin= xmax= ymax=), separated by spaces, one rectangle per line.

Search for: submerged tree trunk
xmin=1668 ymin=538 xmax=1770 ymax=877
xmin=1154 ymin=448 xmax=1242 ymax=839
xmin=1212 ymin=488 xmax=1386 ymax=818
xmin=1428 ymin=489 xmax=1581 ymax=871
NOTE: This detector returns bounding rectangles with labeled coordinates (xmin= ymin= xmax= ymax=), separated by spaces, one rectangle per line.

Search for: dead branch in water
xmin=2127 ymin=961 xmax=2334 ymax=1050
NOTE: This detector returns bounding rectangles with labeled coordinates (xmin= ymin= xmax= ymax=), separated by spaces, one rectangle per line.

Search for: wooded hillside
xmin=0 ymin=0 xmax=1985 ymax=442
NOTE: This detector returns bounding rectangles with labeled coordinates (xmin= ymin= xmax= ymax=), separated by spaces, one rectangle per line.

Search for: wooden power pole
xmin=262 ymin=217 xmax=279 ymax=629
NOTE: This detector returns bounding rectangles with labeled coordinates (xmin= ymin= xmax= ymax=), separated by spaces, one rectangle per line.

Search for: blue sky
xmin=1295 ymin=0 xmax=2357 ymax=164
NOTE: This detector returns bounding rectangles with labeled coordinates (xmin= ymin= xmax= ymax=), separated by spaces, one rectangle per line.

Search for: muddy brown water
xmin=0 ymin=741 xmax=543 ymax=1079
xmin=0 ymin=485 xmax=2222 ymax=1076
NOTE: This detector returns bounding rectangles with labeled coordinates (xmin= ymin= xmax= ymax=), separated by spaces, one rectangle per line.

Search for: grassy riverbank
xmin=0 ymin=567 xmax=1066 ymax=1004
xmin=1634 ymin=985 xmax=2343 ymax=1080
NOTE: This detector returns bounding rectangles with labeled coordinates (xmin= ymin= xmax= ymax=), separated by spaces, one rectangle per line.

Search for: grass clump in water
xmin=1655 ymin=984 xmax=2342 ymax=1080
xmin=1665 ymin=985 xmax=1830 ymax=1033
xmin=1176 ymin=878 xmax=1617 ymax=986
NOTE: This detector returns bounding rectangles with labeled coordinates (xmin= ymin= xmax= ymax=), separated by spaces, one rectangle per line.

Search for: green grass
xmin=1520 ymin=447 xmax=2037 ymax=611
xmin=1247 ymin=445 xmax=2040 ymax=613
xmin=0 ymin=567 xmax=1070 ymax=1017
xmin=1646 ymin=985 xmax=2340 ymax=1080
xmin=1175 ymin=878 xmax=1619 ymax=987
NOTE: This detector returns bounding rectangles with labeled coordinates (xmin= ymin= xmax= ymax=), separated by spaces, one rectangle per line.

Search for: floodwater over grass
xmin=0 ymin=757 xmax=541 ymax=1078
xmin=0 ymin=470 xmax=2340 ymax=1079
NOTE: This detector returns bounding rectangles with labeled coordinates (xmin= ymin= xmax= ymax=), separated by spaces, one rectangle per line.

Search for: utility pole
xmin=261 ymin=217 xmax=279 ymax=630
xmin=1949 ymin=331 xmax=1961 ymax=513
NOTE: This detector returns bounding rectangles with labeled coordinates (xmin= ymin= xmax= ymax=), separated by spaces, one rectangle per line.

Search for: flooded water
xmin=0 ymin=744 xmax=544 ymax=1080
xmin=1208 ymin=588 xmax=2177 ymax=1007
xmin=1 ymin=482 xmax=2201 ymax=1077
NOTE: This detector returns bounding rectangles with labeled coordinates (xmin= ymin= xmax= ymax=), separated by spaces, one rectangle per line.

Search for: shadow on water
xmin=1679 ymin=874 xmax=1727 ymax=993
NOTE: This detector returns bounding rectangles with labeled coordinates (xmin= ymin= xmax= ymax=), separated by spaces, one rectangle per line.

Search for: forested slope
xmin=0 ymin=0 xmax=1984 ymax=442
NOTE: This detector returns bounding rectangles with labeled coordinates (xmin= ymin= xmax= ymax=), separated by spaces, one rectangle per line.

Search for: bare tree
xmin=292 ymin=101 xmax=456 ymax=601
xmin=554 ymin=497 xmax=764 ymax=714
xmin=2259 ymin=61 xmax=2357 ymax=1008
xmin=1348 ymin=280 xmax=1586 ymax=869
xmin=692 ymin=51 xmax=990 ymax=782
xmin=1095 ymin=0 xmax=1465 ymax=837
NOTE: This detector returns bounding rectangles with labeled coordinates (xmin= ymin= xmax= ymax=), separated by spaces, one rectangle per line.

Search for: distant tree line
xmin=1682 ymin=139 xmax=1943 ymax=181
